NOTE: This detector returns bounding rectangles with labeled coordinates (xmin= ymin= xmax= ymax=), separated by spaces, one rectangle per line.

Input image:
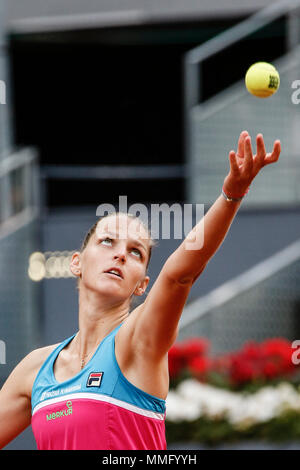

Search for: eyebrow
xmin=97 ymin=231 xmax=148 ymax=253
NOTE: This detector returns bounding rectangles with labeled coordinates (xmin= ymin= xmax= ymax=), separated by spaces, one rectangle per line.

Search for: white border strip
xmin=32 ymin=392 xmax=165 ymax=421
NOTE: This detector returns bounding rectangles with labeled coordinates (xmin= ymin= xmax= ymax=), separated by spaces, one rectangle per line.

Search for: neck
xmin=74 ymin=286 xmax=130 ymax=362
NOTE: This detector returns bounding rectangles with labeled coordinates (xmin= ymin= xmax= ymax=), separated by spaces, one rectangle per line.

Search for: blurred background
xmin=1 ymin=0 xmax=300 ymax=450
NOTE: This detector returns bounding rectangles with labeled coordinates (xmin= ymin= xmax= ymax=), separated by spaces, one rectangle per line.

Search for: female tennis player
xmin=0 ymin=131 xmax=281 ymax=450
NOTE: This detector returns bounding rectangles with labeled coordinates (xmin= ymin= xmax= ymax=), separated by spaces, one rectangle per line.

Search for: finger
xmin=264 ymin=140 xmax=281 ymax=165
xmin=228 ymin=150 xmax=240 ymax=174
xmin=256 ymin=133 xmax=266 ymax=167
xmin=243 ymin=136 xmax=254 ymax=173
xmin=237 ymin=130 xmax=249 ymax=158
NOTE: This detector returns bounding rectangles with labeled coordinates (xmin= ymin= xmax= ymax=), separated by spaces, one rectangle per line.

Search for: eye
xmin=100 ymin=237 xmax=113 ymax=245
xmin=131 ymin=248 xmax=142 ymax=258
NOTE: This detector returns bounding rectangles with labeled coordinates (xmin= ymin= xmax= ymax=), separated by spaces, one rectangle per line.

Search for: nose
xmin=114 ymin=253 xmax=126 ymax=263
xmin=113 ymin=245 xmax=127 ymax=263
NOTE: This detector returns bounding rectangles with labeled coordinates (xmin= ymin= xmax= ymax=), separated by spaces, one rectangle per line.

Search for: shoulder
xmin=25 ymin=343 xmax=60 ymax=370
xmin=8 ymin=343 xmax=60 ymax=398
xmin=26 ymin=343 xmax=60 ymax=375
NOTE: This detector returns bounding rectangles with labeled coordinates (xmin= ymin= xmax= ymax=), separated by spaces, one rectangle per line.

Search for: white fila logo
xmin=86 ymin=372 xmax=103 ymax=388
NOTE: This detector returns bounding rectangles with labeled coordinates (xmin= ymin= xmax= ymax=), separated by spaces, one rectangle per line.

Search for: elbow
xmin=164 ymin=252 xmax=208 ymax=286
xmin=189 ymin=263 xmax=208 ymax=285
xmin=178 ymin=263 xmax=208 ymax=285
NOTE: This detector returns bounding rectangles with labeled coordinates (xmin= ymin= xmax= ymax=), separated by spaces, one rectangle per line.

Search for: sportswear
xmin=31 ymin=324 xmax=166 ymax=450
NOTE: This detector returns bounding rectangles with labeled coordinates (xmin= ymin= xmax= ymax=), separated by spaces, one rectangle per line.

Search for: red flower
xmin=262 ymin=360 xmax=281 ymax=379
xmin=168 ymin=344 xmax=185 ymax=379
xmin=261 ymin=338 xmax=295 ymax=375
xmin=168 ymin=336 xmax=300 ymax=387
xmin=168 ymin=338 xmax=210 ymax=380
xmin=241 ymin=341 xmax=264 ymax=361
xmin=229 ymin=354 xmax=261 ymax=385
xmin=179 ymin=338 xmax=209 ymax=361
xmin=188 ymin=356 xmax=212 ymax=377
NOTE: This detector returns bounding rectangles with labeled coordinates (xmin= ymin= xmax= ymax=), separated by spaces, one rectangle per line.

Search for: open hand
xmin=223 ymin=130 xmax=281 ymax=199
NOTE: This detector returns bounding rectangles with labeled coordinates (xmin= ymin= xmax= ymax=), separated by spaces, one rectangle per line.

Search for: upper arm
xmin=0 ymin=355 xmax=33 ymax=449
xmin=132 ymin=253 xmax=207 ymax=360
xmin=0 ymin=343 xmax=56 ymax=450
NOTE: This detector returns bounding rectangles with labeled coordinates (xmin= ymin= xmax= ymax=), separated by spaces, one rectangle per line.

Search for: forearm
xmin=167 ymin=193 xmax=242 ymax=283
xmin=184 ymin=193 xmax=242 ymax=261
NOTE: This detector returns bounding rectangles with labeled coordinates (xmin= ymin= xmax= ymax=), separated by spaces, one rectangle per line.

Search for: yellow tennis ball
xmin=245 ymin=62 xmax=280 ymax=98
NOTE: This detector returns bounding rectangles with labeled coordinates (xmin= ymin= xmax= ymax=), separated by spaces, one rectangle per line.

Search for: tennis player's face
xmin=78 ymin=215 xmax=150 ymax=301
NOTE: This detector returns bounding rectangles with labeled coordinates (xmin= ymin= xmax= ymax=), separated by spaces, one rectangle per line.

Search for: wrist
xmin=222 ymin=184 xmax=250 ymax=202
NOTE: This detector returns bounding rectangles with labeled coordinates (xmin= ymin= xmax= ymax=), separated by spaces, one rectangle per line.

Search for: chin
xmin=89 ymin=280 xmax=125 ymax=297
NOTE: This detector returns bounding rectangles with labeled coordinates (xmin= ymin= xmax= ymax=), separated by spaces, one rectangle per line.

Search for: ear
xmin=70 ymin=251 xmax=81 ymax=278
xmin=134 ymin=275 xmax=150 ymax=297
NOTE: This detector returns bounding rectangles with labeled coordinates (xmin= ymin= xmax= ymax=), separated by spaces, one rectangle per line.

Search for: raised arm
xmin=133 ymin=131 xmax=281 ymax=358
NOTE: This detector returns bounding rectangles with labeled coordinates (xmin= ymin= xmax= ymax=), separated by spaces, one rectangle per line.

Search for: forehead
xmin=95 ymin=214 xmax=150 ymax=243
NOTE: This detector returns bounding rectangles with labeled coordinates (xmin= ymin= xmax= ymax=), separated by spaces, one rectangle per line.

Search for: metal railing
xmin=0 ymin=147 xmax=40 ymax=240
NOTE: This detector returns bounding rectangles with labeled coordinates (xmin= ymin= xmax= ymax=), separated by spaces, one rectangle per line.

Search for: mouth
xmin=104 ymin=268 xmax=124 ymax=279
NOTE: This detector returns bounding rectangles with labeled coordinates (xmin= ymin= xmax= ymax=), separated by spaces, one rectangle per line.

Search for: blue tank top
xmin=31 ymin=323 xmax=167 ymax=450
